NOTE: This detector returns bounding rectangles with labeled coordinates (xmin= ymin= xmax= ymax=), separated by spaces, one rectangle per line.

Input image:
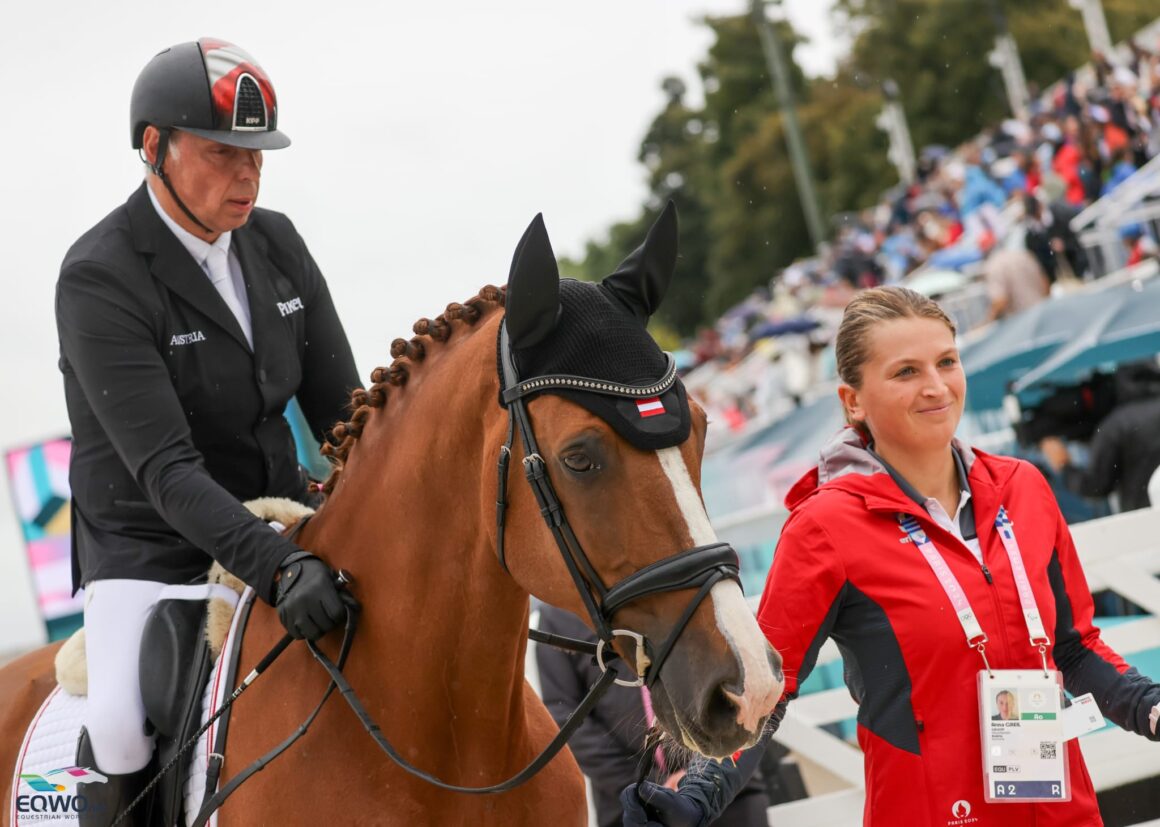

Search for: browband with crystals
xmin=500 ymin=353 xmax=678 ymax=404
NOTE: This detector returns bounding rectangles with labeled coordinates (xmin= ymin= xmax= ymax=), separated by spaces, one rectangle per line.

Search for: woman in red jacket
xmin=623 ymin=286 xmax=1160 ymax=827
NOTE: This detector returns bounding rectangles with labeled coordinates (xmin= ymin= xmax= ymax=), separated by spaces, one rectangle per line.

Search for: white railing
xmin=1071 ymin=151 xmax=1160 ymax=236
xmin=711 ymin=505 xmax=1160 ymax=825
xmin=1070 ymin=151 xmax=1160 ymax=278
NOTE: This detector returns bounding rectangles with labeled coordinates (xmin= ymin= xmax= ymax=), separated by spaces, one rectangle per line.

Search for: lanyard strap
xmin=994 ymin=506 xmax=1050 ymax=647
xmin=900 ymin=515 xmax=987 ymax=647
xmin=900 ymin=506 xmax=1050 ymax=672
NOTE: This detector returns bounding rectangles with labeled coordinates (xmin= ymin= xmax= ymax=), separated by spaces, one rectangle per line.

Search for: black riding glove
xmin=274 ymin=552 xmax=346 ymax=640
xmin=620 ymin=781 xmax=707 ymax=827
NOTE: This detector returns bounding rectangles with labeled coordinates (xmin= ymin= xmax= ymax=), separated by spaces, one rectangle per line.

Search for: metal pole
xmin=987 ymin=34 xmax=1031 ymax=121
xmin=986 ymin=0 xmax=1031 ymax=121
xmin=1068 ymin=0 xmax=1114 ymax=57
xmin=750 ymin=0 xmax=827 ymax=251
xmin=876 ymin=79 xmax=917 ymax=185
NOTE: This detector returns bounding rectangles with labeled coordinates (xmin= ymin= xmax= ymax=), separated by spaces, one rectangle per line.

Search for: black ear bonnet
xmin=499 ymin=203 xmax=690 ymax=451
xmin=511 ymin=280 xmax=690 ymax=450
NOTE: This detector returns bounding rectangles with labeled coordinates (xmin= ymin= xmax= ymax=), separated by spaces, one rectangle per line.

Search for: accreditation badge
xmin=979 ymin=669 xmax=1070 ymax=803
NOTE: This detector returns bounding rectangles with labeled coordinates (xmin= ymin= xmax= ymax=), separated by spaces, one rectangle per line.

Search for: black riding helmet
xmin=131 ymin=38 xmax=289 ymax=150
xmin=131 ymin=38 xmax=289 ymax=232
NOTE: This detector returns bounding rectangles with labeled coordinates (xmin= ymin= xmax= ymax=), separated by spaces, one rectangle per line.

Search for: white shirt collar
xmin=924 ymin=487 xmax=982 ymax=564
xmin=925 ymin=486 xmax=972 ymax=527
xmin=146 ymin=182 xmax=232 ymax=267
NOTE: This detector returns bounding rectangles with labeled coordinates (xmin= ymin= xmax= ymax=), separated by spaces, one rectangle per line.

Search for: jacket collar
xmin=127 ymin=183 xmax=253 ymax=353
xmin=788 ymin=426 xmax=1016 ymax=547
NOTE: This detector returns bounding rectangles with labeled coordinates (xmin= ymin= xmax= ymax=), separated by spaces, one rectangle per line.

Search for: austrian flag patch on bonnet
xmin=501 ymin=202 xmax=691 ymax=451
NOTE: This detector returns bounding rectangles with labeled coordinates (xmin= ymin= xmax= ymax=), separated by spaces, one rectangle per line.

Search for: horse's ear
xmin=505 ymin=213 xmax=561 ymax=349
xmin=601 ymin=200 xmax=678 ymax=323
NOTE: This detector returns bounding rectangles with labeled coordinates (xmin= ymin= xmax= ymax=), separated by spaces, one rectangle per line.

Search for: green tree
xmin=562 ymin=77 xmax=718 ymax=337
xmin=836 ymin=0 xmax=1011 ymax=148
xmin=636 ymin=78 xmax=718 ymax=336
xmin=698 ymin=14 xmax=819 ymax=316
xmin=835 ymin=0 xmax=1160 ymax=147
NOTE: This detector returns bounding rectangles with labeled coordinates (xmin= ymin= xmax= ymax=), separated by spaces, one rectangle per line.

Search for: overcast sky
xmin=0 ymin=0 xmax=844 ymax=650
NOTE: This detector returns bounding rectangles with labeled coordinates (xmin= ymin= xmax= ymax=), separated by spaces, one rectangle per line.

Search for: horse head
xmin=499 ymin=203 xmax=783 ymax=758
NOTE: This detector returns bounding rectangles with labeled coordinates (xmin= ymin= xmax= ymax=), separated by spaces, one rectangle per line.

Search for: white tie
xmin=204 ymin=244 xmax=253 ymax=348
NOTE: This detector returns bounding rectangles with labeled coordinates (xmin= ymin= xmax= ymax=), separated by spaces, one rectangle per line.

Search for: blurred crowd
xmin=682 ymin=33 xmax=1160 ymax=518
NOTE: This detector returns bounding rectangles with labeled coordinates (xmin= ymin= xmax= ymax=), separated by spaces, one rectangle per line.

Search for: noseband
xmin=496 ymin=321 xmax=741 ymax=688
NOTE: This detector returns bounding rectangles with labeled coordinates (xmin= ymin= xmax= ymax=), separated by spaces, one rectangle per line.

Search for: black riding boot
xmin=74 ymin=727 xmax=151 ymax=827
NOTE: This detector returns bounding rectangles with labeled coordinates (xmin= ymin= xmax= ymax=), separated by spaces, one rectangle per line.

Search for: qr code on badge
xmin=1040 ymin=741 xmax=1058 ymax=760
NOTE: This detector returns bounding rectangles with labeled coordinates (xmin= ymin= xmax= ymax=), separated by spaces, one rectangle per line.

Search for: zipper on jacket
xmin=981 ymin=553 xmax=1015 ymax=661
xmin=907 ymin=506 xmax=1013 ymax=655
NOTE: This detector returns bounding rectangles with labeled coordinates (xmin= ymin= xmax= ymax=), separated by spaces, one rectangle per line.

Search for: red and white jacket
xmin=756 ymin=428 xmax=1160 ymax=827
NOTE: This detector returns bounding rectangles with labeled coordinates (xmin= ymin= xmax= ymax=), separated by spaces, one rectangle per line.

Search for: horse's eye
xmin=562 ymin=453 xmax=594 ymax=473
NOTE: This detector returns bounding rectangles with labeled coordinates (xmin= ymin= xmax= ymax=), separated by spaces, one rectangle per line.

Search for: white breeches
xmin=83 ymin=578 xmax=167 ymax=774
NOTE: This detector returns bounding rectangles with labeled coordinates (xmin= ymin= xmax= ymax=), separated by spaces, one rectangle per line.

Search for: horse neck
xmin=307 ymin=312 xmax=535 ymax=760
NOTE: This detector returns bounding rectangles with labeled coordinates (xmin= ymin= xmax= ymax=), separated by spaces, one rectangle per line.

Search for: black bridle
xmin=172 ymin=322 xmax=745 ymax=818
xmin=496 ymin=321 xmax=742 ymax=688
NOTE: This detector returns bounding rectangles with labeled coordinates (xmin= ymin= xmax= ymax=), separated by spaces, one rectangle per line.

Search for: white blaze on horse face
xmin=655 ymin=447 xmax=784 ymax=735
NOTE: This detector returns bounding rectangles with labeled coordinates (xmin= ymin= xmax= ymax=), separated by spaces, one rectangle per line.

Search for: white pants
xmin=83 ymin=579 xmax=167 ymax=774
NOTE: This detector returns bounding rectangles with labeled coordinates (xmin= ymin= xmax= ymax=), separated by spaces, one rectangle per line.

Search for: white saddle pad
xmin=9 ymin=586 xmax=255 ymax=827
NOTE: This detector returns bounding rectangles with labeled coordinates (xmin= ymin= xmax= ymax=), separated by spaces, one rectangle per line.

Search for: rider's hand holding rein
xmin=275 ymin=552 xmax=348 ymax=640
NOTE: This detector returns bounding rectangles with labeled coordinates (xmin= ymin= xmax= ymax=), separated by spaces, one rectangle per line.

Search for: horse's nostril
xmin=767 ymin=648 xmax=784 ymax=685
xmin=705 ymin=681 xmax=740 ymax=730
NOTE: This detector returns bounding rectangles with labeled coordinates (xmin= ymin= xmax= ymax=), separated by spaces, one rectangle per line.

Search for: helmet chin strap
xmin=145 ymin=127 xmax=215 ymax=235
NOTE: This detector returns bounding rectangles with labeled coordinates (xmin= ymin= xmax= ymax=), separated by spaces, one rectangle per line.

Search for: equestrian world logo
xmin=15 ymin=767 xmax=106 ymax=816
xmin=21 ymin=767 xmax=107 ymax=792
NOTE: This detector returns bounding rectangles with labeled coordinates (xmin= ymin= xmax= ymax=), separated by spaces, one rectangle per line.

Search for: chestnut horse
xmin=0 ymin=206 xmax=782 ymax=825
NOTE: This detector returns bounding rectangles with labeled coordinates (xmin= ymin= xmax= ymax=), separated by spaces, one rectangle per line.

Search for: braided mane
xmin=319 ymin=284 xmax=507 ymax=495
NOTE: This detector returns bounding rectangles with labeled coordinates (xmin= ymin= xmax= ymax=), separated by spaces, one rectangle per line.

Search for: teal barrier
xmin=285 ymin=397 xmax=332 ymax=480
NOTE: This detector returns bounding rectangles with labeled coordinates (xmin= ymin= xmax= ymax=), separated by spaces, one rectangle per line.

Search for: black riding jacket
xmin=56 ymin=183 xmax=360 ymax=603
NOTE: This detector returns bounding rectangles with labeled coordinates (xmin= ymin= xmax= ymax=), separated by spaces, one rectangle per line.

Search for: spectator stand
xmin=1071 ymin=151 xmax=1160 ymax=276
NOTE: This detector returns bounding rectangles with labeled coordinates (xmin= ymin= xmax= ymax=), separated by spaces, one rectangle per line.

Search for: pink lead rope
xmin=640 ymin=685 xmax=667 ymax=775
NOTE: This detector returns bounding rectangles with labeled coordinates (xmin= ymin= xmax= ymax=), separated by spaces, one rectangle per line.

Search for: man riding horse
xmin=55 ymin=38 xmax=359 ymax=825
